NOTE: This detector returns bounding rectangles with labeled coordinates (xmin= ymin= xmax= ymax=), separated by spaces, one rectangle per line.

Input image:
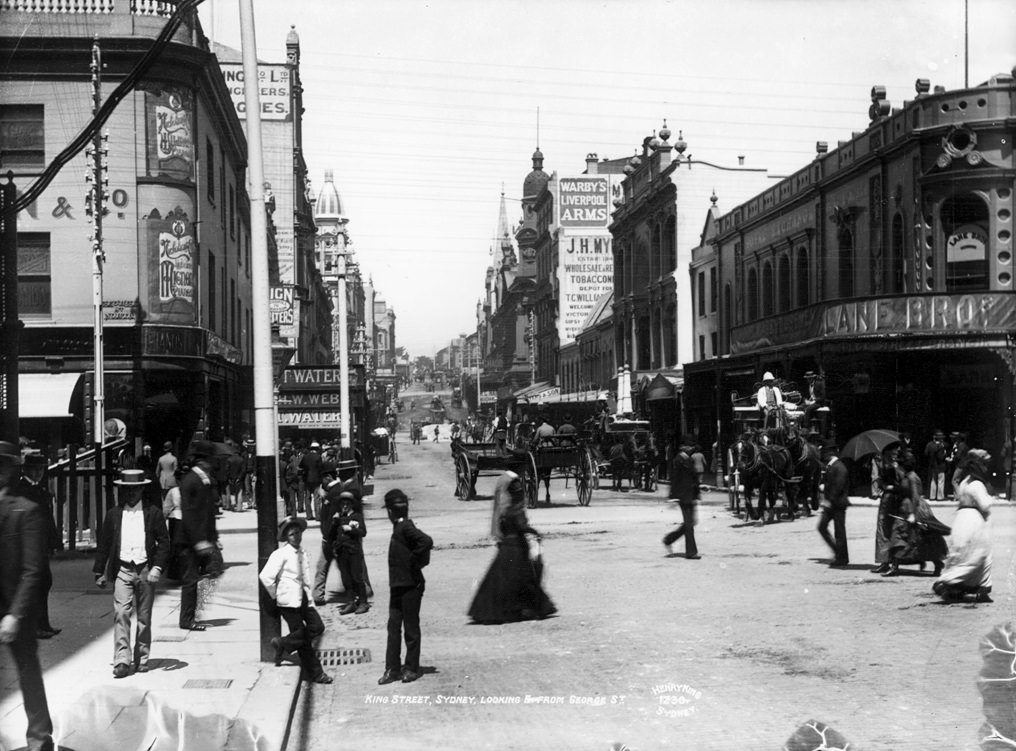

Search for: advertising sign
xmin=557 ymin=235 xmax=613 ymax=345
xmin=219 ymin=63 xmax=291 ymax=121
xmin=270 ymin=285 xmax=296 ymax=338
xmin=145 ymin=86 xmax=194 ymax=180
xmin=278 ymin=411 xmax=342 ymax=429
xmin=558 ymin=177 xmax=610 ymax=228
xmin=145 ymin=205 xmax=196 ymax=323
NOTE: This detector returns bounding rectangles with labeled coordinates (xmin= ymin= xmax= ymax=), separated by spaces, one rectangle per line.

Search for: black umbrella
xmin=840 ymin=429 xmax=901 ymax=461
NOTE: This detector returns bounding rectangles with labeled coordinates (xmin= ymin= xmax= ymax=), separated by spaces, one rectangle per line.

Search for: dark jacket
xmin=0 ymin=489 xmax=46 ymax=621
xmin=93 ymin=503 xmax=171 ymax=581
xmin=175 ymin=464 xmax=218 ymax=547
xmin=387 ymin=518 xmax=433 ymax=588
xmin=300 ymin=450 xmax=323 ymax=485
xmin=330 ymin=510 xmax=366 ymax=554
xmin=668 ymin=450 xmax=699 ymax=503
xmin=14 ymin=477 xmax=60 ymax=551
xmin=822 ymin=458 xmax=850 ymax=509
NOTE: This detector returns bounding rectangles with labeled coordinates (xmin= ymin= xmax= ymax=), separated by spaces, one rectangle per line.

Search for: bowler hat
xmin=114 ymin=468 xmax=151 ymax=486
xmin=163 ymin=441 xmax=173 ymax=451
xmin=384 ymin=488 xmax=408 ymax=509
xmin=277 ymin=515 xmax=308 ymax=541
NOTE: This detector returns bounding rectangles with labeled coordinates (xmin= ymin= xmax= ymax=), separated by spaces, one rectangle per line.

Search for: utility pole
xmin=239 ymin=0 xmax=282 ymax=661
xmin=336 ymin=249 xmax=351 ymax=451
xmin=86 ymin=37 xmax=109 ymax=507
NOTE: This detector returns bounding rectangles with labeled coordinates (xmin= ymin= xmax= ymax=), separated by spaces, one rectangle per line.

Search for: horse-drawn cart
xmin=451 ymin=440 xmax=537 ymax=505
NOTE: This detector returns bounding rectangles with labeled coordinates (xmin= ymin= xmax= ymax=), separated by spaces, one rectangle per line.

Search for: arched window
xmin=942 ymin=194 xmax=989 ymax=292
xmin=889 ymin=214 xmax=905 ymax=293
xmin=747 ymin=267 xmax=759 ymax=320
xmin=723 ymin=284 xmax=732 ymax=353
xmin=838 ymin=227 xmax=854 ymax=298
xmin=614 ymin=243 xmax=625 ymax=298
xmin=663 ymin=303 xmax=676 ymax=365
xmin=777 ymin=255 xmax=791 ymax=313
xmin=795 ymin=248 xmax=809 ymax=307
xmin=650 ymin=222 xmax=661 ymax=280
xmin=762 ymin=261 xmax=774 ymax=317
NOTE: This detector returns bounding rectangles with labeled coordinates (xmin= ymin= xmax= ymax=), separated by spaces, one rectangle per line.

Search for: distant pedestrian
xmin=15 ymin=453 xmax=61 ymax=639
xmin=226 ymin=448 xmax=246 ymax=512
xmin=924 ymin=430 xmax=947 ymax=500
xmin=689 ymin=444 xmax=707 ymax=488
xmin=162 ymin=464 xmax=188 ymax=581
xmin=433 ymin=425 xmax=440 ymax=443
xmin=260 ymin=516 xmax=333 ymax=684
xmin=156 ymin=441 xmax=178 ymax=501
xmin=0 ymin=441 xmax=54 ymax=751
xmin=378 ymin=489 xmax=433 ymax=685
xmin=300 ymin=442 xmax=323 ymax=520
xmin=817 ymin=443 xmax=850 ymax=567
xmin=663 ymin=436 xmax=701 ymax=559
xmin=92 ymin=469 xmax=170 ymax=678
xmin=870 ymin=447 xmax=901 ymax=574
xmin=883 ymin=449 xmax=949 ymax=577
xmin=493 ymin=411 xmax=508 ymax=457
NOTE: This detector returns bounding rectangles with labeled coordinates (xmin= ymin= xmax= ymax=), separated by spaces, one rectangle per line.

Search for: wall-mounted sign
xmin=219 ymin=63 xmax=292 ymax=121
xmin=145 ymin=86 xmax=194 ymax=181
xmin=557 ymin=234 xmax=613 ymax=345
xmin=558 ymin=177 xmax=610 ymax=227
xmin=270 ymin=285 xmax=296 ymax=338
xmin=145 ymin=205 xmax=196 ymax=323
xmin=278 ymin=411 xmax=341 ymax=429
xmin=103 ymin=300 xmax=136 ymax=323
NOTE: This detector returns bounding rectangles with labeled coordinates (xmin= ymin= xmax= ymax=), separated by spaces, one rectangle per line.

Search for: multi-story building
xmin=1 ymin=3 xmax=263 ymax=453
xmin=215 ymin=27 xmax=330 ymax=366
xmin=610 ymin=124 xmax=774 ymax=436
xmin=685 ymin=72 xmax=1016 ymax=487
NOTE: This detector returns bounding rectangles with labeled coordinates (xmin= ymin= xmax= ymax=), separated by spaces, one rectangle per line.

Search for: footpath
xmin=0 ymin=510 xmax=301 ymax=751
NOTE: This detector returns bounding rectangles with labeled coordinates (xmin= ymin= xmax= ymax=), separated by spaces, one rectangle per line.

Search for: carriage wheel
xmin=576 ymin=450 xmax=594 ymax=506
xmin=523 ymin=452 xmax=539 ymax=509
xmin=455 ymin=454 xmax=473 ymax=500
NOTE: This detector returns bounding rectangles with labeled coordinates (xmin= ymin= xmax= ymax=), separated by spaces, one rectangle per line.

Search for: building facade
xmin=685 ymin=72 xmax=1016 ymax=488
xmin=2 ymin=4 xmax=262 ymax=453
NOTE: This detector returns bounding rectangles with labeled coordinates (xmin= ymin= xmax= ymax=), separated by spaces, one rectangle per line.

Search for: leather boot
xmin=881 ymin=562 xmax=900 ymax=577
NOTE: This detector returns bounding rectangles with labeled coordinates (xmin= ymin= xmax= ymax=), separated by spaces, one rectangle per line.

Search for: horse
xmin=782 ymin=428 xmax=822 ymax=516
xmin=730 ymin=435 xmax=795 ymax=524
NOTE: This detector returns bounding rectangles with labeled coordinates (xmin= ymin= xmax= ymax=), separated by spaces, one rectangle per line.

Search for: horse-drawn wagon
xmin=586 ymin=417 xmax=659 ymax=493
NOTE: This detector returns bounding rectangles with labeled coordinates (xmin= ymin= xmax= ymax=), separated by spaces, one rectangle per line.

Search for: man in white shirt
xmin=93 ymin=469 xmax=170 ymax=678
xmin=755 ymin=372 xmax=785 ymax=432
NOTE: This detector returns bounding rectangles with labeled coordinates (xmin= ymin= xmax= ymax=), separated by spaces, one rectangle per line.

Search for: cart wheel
xmin=577 ymin=450 xmax=594 ymax=506
xmin=455 ymin=454 xmax=472 ymax=500
xmin=524 ymin=452 xmax=539 ymax=509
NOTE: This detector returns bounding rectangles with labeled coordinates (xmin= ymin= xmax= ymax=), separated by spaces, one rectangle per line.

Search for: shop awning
xmin=643 ymin=372 xmax=684 ymax=401
xmin=512 ymin=382 xmax=560 ymax=403
xmin=18 ymin=373 xmax=83 ymax=418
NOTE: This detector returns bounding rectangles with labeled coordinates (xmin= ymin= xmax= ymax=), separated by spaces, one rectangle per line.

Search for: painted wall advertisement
xmin=556 ymin=234 xmax=613 ymax=345
xmin=145 ymin=205 xmax=195 ymax=323
xmin=270 ymin=285 xmax=297 ymax=338
xmin=145 ymin=86 xmax=194 ymax=181
xmin=558 ymin=176 xmax=610 ymax=228
xmin=219 ymin=63 xmax=292 ymax=121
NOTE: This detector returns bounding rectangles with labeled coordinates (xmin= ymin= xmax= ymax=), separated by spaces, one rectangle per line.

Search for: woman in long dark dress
xmin=884 ymin=449 xmax=949 ymax=576
xmin=468 ymin=472 xmax=556 ymax=624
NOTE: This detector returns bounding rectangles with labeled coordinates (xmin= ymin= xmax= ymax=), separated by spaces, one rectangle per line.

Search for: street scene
xmin=2 ymin=1 xmax=1015 ymax=750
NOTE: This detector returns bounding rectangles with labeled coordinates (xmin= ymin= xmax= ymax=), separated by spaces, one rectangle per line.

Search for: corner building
xmin=685 ymin=73 xmax=1016 ymax=484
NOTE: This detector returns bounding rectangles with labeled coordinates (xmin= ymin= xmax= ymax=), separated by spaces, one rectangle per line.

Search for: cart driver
xmin=756 ymin=372 xmax=786 ymax=432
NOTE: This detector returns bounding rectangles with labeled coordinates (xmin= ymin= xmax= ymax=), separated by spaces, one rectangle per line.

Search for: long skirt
xmin=935 ymin=507 xmax=991 ymax=594
xmin=468 ymin=537 xmax=556 ymax=624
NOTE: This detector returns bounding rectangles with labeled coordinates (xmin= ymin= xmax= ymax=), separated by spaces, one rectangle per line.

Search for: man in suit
xmin=663 ymin=435 xmax=701 ymax=559
xmin=15 ymin=453 xmax=61 ymax=639
xmin=0 ymin=441 xmax=54 ymax=751
xmin=175 ymin=441 xmax=221 ymax=631
xmin=93 ymin=469 xmax=170 ymax=677
xmin=818 ymin=442 xmax=850 ymax=567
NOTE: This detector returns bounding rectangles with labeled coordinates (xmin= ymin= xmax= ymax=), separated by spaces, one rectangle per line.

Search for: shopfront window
xmin=17 ymin=232 xmax=50 ymax=315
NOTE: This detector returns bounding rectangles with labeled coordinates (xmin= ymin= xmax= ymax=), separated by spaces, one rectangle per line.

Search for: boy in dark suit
xmin=378 ymin=489 xmax=433 ymax=685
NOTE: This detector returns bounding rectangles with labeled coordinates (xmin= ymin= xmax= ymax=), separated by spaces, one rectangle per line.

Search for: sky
xmin=198 ymin=0 xmax=1015 ymax=358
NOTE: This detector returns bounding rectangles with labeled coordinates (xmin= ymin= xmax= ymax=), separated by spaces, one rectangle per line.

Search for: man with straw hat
xmin=93 ymin=468 xmax=170 ymax=678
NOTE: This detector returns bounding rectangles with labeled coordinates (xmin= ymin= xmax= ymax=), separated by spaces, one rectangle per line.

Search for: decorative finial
xmin=659 ymin=119 xmax=671 ymax=141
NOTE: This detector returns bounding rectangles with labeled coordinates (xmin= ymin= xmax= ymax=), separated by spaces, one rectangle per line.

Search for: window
xmin=762 ymin=261 xmax=774 ymax=317
xmin=17 ymin=232 xmax=50 ymax=315
xmin=208 ymin=252 xmax=216 ymax=329
xmin=710 ymin=332 xmax=718 ymax=357
xmin=795 ymin=248 xmax=809 ymax=307
xmin=890 ymin=214 xmax=905 ymax=294
xmin=709 ymin=267 xmax=717 ymax=313
xmin=230 ymin=279 xmax=237 ymax=343
xmin=228 ymin=184 xmax=235 ymax=239
xmin=698 ymin=335 xmax=706 ymax=360
xmin=697 ymin=271 xmax=706 ymax=316
xmin=747 ymin=267 xmax=759 ymax=320
xmin=219 ymin=148 xmax=225 ymax=227
xmin=206 ymin=139 xmax=214 ymax=200
xmin=0 ymin=106 xmax=44 ymax=174
xmin=777 ymin=255 xmax=791 ymax=313
xmin=838 ymin=227 xmax=854 ymax=298
xmin=942 ymin=194 xmax=989 ymax=292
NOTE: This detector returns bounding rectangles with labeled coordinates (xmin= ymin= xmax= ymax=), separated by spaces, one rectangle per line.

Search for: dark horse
xmin=782 ymin=428 xmax=822 ymax=517
xmin=730 ymin=435 xmax=795 ymax=524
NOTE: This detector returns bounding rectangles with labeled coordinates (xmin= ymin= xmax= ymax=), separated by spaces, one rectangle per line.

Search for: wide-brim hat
xmin=336 ymin=459 xmax=359 ymax=471
xmin=114 ymin=469 xmax=151 ymax=486
xmin=277 ymin=515 xmax=308 ymax=541
xmin=762 ymin=371 xmax=776 ymax=382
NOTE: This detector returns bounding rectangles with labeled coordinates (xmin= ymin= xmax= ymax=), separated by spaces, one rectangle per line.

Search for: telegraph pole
xmin=336 ymin=249 xmax=351 ymax=451
xmin=86 ymin=37 xmax=109 ymax=505
xmin=239 ymin=0 xmax=282 ymax=660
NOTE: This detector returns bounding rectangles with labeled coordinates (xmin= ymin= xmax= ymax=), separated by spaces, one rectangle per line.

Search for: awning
xmin=643 ymin=372 xmax=684 ymax=401
xmin=18 ymin=373 xmax=83 ymax=418
xmin=512 ymin=382 xmax=560 ymax=403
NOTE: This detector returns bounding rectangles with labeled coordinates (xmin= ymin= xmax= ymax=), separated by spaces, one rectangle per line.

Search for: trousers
xmin=113 ymin=562 xmax=155 ymax=668
xmin=386 ymin=584 xmax=423 ymax=672
xmin=279 ymin=593 xmax=325 ymax=679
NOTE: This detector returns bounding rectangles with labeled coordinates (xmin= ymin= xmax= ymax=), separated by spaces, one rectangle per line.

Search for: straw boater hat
xmin=114 ymin=468 xmax=150 ymax=486
xmin=277 ymin=515 xmax=308 ymax=541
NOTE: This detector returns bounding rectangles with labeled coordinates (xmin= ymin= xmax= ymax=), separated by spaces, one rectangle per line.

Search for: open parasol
xmin=840 ymin=429 xmax=901 ymax=462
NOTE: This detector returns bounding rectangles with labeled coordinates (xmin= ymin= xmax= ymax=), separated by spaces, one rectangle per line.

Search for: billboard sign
xmin=219 ymin=63 xmax=292 ymax=121
xmin=558 ymin=177 xmax=610 ymax=228
xmin=557 ymin=235 xmax=613 ymax=345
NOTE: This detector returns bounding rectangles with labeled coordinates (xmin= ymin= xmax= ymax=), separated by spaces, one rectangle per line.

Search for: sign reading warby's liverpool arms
xmin=730 ymin=293 xmax=1016 ymax=355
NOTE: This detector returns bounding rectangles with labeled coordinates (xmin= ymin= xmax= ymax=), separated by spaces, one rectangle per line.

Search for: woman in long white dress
xmin=933 ymin=448 xmax=994 ymax=603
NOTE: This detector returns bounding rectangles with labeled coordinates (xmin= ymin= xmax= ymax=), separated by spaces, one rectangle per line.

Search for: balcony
xmin=2 ymin=0 xmax=199 ymax=45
